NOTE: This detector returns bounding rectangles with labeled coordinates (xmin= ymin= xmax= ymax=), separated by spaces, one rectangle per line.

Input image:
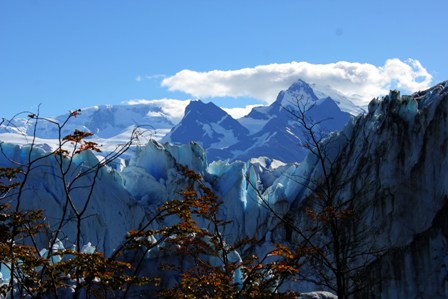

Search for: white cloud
xmin=161 ymin=59 xmax=432 ymax=107
xmin=223 ymin=105 xmax=262 ymax=119
xmin=126 ymin=98 xmax=190 ymax=124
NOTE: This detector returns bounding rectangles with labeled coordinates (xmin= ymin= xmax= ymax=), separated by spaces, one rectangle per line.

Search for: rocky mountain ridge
xmin=164 ymin=80 xmax=352 ymax=162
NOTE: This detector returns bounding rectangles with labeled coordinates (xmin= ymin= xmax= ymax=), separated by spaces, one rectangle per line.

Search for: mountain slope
xmin=162 ymin=100 xmax=249 ymax=154
xmin=230 ymin=80 xmax=351 ymax=162
xmin=0 ymin=103 xmax=176 ymax=145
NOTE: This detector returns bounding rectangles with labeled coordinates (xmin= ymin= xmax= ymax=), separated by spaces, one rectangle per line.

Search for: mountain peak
xmin=184 ymin=100 xmax=228 ymax=122
xmin=286 ymin=79 xmax=314 ymax=94
xmin=269 ymin=79 xmax=319 ymax=113
xmin=186 ymin=100 xmax=220 ymax=109
xmin=162 ymin=100 xmax=249 ymax=156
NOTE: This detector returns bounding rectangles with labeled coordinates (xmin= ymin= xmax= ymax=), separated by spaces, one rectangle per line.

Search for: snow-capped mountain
xmin=0 ymin=103 xmax=178 ymax=157
xmin=1 ymin=102 xmax=176 ymax=141
xmin=309 ymin=81 xmax=365 ymax=115
xmin=165 ymin=80 xmax=352 ymax=163
xmin=162 ymin=100 xmax=249 ymax=154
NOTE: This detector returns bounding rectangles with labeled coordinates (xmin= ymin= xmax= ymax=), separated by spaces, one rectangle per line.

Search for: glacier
xmin=0 ymin=80 xmax=447 ymax=297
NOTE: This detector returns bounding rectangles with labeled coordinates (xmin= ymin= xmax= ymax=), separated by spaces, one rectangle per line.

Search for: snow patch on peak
xmin=310 ymin=82 xmax=365 ymax=115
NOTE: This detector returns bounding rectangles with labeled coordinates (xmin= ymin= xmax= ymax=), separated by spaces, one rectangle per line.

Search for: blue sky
xmin=1 ymin=0 xmax=447 ymax=119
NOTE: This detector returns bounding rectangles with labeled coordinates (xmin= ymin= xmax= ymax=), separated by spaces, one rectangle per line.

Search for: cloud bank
xmin=127 ymin=98 xmax=190 ymax=123
xmin=162 ymin=59 xmax=432 ymax=106
xmin=222 ymin=105 xmax=263 ymax=119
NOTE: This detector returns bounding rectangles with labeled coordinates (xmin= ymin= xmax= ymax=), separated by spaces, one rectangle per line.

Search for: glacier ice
xmin=0 ymin=142 xmax=146 ymax=256
xmin=0 ymin=80 xmax=447 ymax=297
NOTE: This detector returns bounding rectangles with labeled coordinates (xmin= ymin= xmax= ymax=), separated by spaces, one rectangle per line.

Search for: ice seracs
xmin=1 ymin=80 xmax=447 ymax=297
